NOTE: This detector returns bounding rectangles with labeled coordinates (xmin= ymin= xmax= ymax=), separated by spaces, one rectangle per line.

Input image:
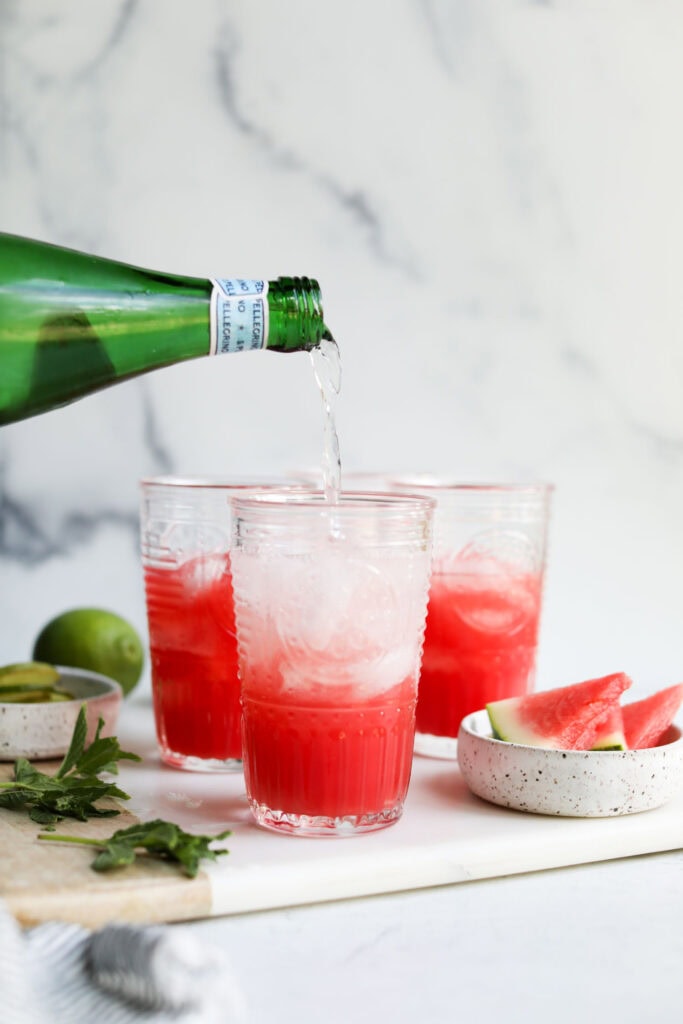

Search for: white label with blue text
xmin=210 ymin=279 xmax=269 ymax=354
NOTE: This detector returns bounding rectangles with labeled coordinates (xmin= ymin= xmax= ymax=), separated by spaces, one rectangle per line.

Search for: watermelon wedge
xmin=590 ymin=704 xmax=627 ymax=751
xmin=486 ymin=672 xmax=632 ymax=750
xmin=622 ymin=683 xmax=683 ymax=749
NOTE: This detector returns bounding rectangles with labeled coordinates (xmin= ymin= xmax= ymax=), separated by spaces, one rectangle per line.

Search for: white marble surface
xmin=1 ymin=4 xmax=683 ymax=1015
xmin=114 ymin=695 xmax=683 ymax=1024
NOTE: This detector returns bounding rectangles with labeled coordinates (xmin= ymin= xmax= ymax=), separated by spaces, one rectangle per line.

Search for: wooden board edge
xmin=5 ymin=872 xmax=213 ymax=929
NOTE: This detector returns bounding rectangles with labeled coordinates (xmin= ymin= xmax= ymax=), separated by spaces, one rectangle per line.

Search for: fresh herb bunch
xmin=0 ymin=705 xmax=231 ymax=877
xmin=38 ymin=820 xmax=231 ymax=878
xmin=0 ymin=705 xmax=140 ymax=825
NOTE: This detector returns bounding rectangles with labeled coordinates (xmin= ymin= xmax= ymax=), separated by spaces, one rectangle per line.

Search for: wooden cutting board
xmin=2 ymin=739 xmax=683 ymax=929
xmin=0 ymin=759 xmax=212 ymax=928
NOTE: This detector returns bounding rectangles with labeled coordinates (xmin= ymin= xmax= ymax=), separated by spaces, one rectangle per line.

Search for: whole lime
xmin=32 ymin=608 xmax=144 ymax=697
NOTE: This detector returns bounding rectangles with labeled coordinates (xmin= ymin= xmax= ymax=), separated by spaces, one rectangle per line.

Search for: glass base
xmin=413 ymin=731 xmax=458 ymax=760
xmin=248 ymin=799 xmax=404 ymax=837
xmin=160 ymin=748 xmax=243 ymax=773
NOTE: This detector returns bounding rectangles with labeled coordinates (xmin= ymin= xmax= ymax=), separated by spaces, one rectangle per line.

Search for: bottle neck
xmin=208 ymin=276 xmax=326 ymax=356
xmin=266 ymin=277 xmax=326 ymax=353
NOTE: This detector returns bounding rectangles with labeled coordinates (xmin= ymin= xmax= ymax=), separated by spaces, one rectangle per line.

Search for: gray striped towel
xmin=0 ymin=902 xmax=246 ymax=1023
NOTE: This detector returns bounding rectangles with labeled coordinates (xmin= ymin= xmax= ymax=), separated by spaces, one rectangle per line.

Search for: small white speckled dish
xmin=0 ymin=667 xmax=123 ymax=761
xmin=457 ymin=710 xmax=683 ymax=817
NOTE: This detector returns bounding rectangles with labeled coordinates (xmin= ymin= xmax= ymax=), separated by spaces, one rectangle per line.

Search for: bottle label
xmin=210 ymin=279 xmax=269 ymax=354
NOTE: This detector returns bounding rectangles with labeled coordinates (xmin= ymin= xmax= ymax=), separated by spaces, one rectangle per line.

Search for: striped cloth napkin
xmin=0 ymin=902 xmax=246 ymax=1023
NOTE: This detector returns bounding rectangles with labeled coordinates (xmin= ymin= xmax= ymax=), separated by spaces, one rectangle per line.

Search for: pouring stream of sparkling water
xmin=310 ymin=332 xmax=342 ymax=504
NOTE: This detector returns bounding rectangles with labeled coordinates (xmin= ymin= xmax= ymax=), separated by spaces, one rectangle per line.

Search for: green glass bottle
xmin=0 ymin=233 xmax=328 ymax=425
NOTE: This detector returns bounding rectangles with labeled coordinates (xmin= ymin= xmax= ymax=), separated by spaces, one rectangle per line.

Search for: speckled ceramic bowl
xmin=457 ymin=709 xmax=683 ymax=817
xmin=0 ymin=667 xmax=123 ymax=761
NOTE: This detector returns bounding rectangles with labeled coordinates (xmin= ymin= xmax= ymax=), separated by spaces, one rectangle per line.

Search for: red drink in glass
xmin=417 ymin=569 xmax=543 ymax=739
xmin=387 ymin=481 xmax=552 ymax=759
xmin=144 ymin=554 xmax=241 ymax=767
xmin=140 ymin=477 xmax=297 ymax=772
xmin=241 ymin=662 xmax=416 ymax=824
xmin=230 ymin=490 xmax=435 ymax=836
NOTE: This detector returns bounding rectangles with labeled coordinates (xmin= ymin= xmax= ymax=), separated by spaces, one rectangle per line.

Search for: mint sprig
xmin=0 ymin=706 xmax=232 ymax=877
xmin=38 ymin=819 xmax=231 ymax=878
xmin=0 ymin=705 xmax=141 ymax=825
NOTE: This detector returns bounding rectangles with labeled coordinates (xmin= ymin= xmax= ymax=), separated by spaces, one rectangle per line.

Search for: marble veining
xmin=0 ymin=0 xmax=681 ymax=696
xmin=212 ymin=18 xmax=417 ymax=276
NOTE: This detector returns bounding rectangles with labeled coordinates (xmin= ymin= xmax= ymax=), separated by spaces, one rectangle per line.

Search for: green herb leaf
xmin=73 ymin=728 xmax=141 ymax=777
xmin=54 ymin=705 xmax=88 ymax=778
xmin=2 ymin=709 xmax=230 ymax=879
xmin=92 ymin=839 xmax=138 ymax=871
xmin=13 ymin=758 xmax=42 ymax=785
xmin=38 ymin=820 xmax=231 ymax=878
xmin=29 ymin=807 xmax=60 ymax=827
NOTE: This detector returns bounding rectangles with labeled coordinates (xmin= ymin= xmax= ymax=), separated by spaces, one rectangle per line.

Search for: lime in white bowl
xmin=0 ymin=667 xmax=122 ymax=761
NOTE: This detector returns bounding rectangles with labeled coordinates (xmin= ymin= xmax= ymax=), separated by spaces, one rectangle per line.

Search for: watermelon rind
xmin=486 ymin=672 xmax=632 ymax=750
xmin=591 ymin=734 xmax=627 ymax=752
xmin=488 ymin=701 xmax=545 ymax=746
xmin=590 ymin=705 xmax=627 ymax=751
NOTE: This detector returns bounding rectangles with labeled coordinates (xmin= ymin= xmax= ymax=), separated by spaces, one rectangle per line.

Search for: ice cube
xmin=179 ymin=553 xmax=228 ymax=594
xmin=446 ymin=573 xmax=540 ymax=635
xmin=233 ymin=542 xmax=430 ymax=696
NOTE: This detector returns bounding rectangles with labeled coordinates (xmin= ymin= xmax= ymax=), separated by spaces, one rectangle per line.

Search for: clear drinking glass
xmin=391 ymin=481 xmax=553 ymax=759
xmin=230 ymin=491 xmax=435 ymax=836
xmin=139 ymin=476 xmax=296 ymax=772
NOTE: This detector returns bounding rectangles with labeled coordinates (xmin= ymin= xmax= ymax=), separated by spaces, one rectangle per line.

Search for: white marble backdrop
xmin=1 ymin=0 xmax=682 ymax=697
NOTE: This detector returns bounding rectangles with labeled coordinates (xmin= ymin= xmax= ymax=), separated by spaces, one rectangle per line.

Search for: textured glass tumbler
xmin=140 ymin=477 xmax=293 ymax=772
xmin=230 ymin=491 xmax=435 ymax=836
xmin=394 ymin=481 xmax=553 ymax=760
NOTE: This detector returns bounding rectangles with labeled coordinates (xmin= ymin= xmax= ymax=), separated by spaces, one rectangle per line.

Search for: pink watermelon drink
xmin=417 ymin=567 xmax=544 ymax=739
xmin=144 ymin=554 xmax=241 ymax=766
xmin=140 ymin=477 xmax=292 ymax=772
xmin=389 ymin=481 xmax=552 ymax=757
xmin=240 ymin=655 xmax=417 ymax=822
xmin=230 ymin=491 xmax=435 ymax=836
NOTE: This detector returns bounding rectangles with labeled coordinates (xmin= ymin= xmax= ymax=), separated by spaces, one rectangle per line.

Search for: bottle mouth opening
xmin=269 ymin=276 xmax=325 ymax=351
